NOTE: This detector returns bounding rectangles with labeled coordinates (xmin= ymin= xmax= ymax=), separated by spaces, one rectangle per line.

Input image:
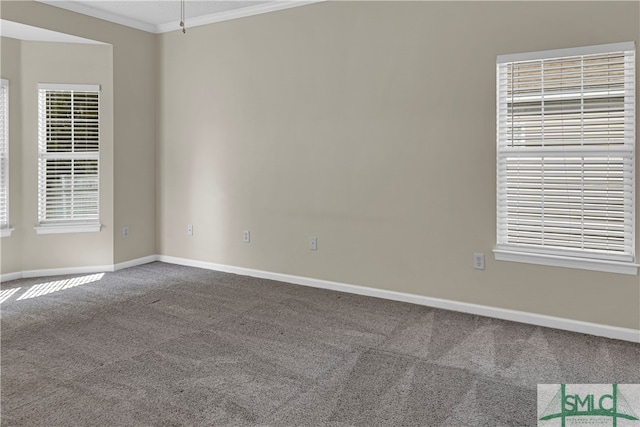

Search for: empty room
xmin=1 ymin=0 xmax=639 ymax=425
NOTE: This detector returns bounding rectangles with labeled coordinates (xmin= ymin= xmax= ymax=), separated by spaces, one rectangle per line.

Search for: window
xmin=495 ymin=42 xmax=636 ymax=274
xmin=36 ymin=84 xmax=101 ymax=234
xmin=0 ymin=79 xmax=10 ymax=237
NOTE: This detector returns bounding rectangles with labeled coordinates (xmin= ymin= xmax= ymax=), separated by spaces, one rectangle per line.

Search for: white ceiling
xmin=36 ymin=0 xmax=322 ymax=34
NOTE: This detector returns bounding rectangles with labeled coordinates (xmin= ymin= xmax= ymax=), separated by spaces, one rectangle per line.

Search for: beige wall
xmin=19 ymin=41 xmax=113 ymax=271
xmin=1 ymin=0 xmax=157 ymax=269
xmin=157 ymin=1 xmax=640 ymax=330
xmin=0 ymin=37 xmax=22 ymax=273
xmin=1 ymin=1 xmax=638 ymax=331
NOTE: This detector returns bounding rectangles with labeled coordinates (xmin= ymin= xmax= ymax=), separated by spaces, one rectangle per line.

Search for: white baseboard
xmin=21 ymin=264 xmax=115 ymax=279
xmin=0 ymin=255 xmax=159 ymax=282
xmin=0 ymin=271 xmax=22 ymax=282
xmin=114 ymin=255 xmax=159 ymax=271
xmin=158 ymin=255 xmax=640 ymax=344
xmin=3 ymin=253 xmax=638 ymax=343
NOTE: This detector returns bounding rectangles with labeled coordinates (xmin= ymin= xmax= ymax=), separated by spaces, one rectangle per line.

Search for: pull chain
xmin=180 ymin=0 xmax=186 ymax=34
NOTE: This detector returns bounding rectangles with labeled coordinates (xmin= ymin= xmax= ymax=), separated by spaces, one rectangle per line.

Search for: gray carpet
xmin=1 ymin=262 xmax=638 ymax=426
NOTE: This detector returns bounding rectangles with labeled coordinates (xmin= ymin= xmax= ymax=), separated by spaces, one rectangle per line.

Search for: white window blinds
xmin=496 ymin=42 xmax=635 ymax=263
xmin=0 ymin=79 xmax=8 ymax=230
xmin=38 ymin=84 xmax=100 ymax=226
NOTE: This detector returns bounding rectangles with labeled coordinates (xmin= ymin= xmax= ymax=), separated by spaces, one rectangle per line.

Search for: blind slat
xmin=496 ymin=44 xmax=635 ymax=260
xmin=38 ymin=86 xmax=100 ymax=224
xmin=0 ymin=79 xmax=8 ymax=229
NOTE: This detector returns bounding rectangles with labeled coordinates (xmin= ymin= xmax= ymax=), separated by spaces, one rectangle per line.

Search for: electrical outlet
xmin=243 ymin=230 xmax=250 ymax=243
xmin=309 ymin=236 xmax=317 ymax=251
xmin=474 ymin=253 xmax=485 ymax=270
xmin=187 ymin=224 xmax=193 ymax=236
xmin=122 ymin=226 xmax=129 ymax=239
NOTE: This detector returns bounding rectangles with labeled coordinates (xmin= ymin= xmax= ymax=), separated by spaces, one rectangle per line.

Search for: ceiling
xmin=35 ymin=0 xmax=322 ymax=34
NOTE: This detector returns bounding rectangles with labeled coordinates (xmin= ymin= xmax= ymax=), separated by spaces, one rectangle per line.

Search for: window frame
xmin=493 ymin=42 xmax=637 ymax=275
xmin=35 ymin=83 xmax=102 ymax=235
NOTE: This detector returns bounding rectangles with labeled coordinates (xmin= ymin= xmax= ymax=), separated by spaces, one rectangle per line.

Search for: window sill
xmin=1 ymin=227 xmax=14 ymax=238
xmin=493 ymin=249 xmax=638 ymax=275
xmin=35 ymin=224 xmax=102 ymax=235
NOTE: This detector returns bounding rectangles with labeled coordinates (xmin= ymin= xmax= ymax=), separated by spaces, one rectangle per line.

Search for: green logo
xmin=538 ymin=384 xmax=639 ymax=427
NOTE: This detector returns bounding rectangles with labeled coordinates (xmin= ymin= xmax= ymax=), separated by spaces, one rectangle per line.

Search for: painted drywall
xmin=17 ymin=40 xmax=113 ymax=271
xmin=0 ymin=37 xmax=22 ymax=273
xmin=157 ymin=1 xmax=640 ymax=330
xmin=1 ymin=0 xmax=157 ymax=267
xmin=1 ymin=1 xmax=638 ymax=331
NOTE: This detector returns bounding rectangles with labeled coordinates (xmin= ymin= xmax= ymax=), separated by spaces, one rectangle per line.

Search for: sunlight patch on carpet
xmin=14 ymin=273 xmax=105 ymax=301
xmin=0 ymin=287 xmax=21 ymax=303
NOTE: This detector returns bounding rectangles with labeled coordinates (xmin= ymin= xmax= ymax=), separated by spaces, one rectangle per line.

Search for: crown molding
xmin=36 ymin=1 xmax=325 ymax=35
xmin=155 ymin=1 xmax=325 ymax=34
xmin=36 ymin=1 xmax=158 ymax=33
xmin=0 ymin=19 xmax=107 ymax=44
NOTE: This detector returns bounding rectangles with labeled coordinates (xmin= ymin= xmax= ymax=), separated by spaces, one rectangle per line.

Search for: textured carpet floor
xmin=1 ymin=262 xmax=638 ymax=426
